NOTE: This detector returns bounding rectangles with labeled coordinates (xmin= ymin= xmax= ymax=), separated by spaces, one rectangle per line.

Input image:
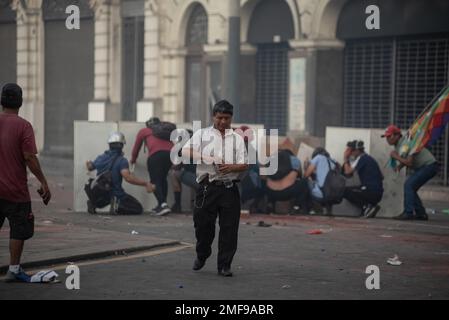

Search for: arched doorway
xmin=248 ymin=0 xmax=295 ymax=135
xmin=337 ymin=0 xmax=449 ymax=184
xmin=184 ymin=3 xmax=210 ymax=124
xmin=0 ymin=0 xmax=16 ymax=87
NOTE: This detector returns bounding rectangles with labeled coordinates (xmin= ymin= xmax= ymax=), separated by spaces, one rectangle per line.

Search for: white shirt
xmin=182 ymin=126 xmax=247 ymax=183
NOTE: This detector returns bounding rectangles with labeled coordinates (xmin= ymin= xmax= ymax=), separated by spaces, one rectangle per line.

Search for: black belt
xmin=202 ymin=178 xmax=240 ymax=187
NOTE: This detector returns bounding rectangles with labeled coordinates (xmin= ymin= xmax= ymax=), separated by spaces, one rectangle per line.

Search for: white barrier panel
xmin=325 ymin=127 xmax=406 ymax=218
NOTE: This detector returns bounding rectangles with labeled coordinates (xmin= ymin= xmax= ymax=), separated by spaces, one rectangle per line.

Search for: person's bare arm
xmin=24 ymin=152 xmax=51 ymax=205
xmin=304 ymin=163 xmax=316 ymax=179
xmin=391 ymin=151 xmax=413 ymax=168
xmin=121 ymin=169 xmax=155 ymax=193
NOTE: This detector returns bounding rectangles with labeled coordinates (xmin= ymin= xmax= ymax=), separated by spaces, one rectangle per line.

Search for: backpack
xmin=268 ymin=149 xmax=294 ymax=181
xmin=321 ymin=158 xmax=346 ymax=205
xmin=85 ymin=155 xmax=121 ymax=208
xmin=150 ymin=122 xmax=177 ymax=141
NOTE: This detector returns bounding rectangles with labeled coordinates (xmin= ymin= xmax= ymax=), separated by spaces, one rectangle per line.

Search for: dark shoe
xmin=193 ymin=259 xmax=206 ymax=271
xmin=218 ymin=268 xmax=233 ymax=277
xmin=415 ymin=213 xmax=429 ymax=221
xmin=394 ymin=212 xmax=414 ymax=220
xmin=364 ymin=205 xmax=381 ymax=218
xmin=171 ymin=203 xmax=182 ymax=213
xmin=87 ymin=200 xmax=96 ymax=215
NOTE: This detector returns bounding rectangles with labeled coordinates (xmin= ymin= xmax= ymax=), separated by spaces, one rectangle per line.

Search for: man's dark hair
xmin=347 ymin=140 xmax=365 ymax=152
xmin=146 ymin=117 xmax=161 ymax=128
xmin=312 ymin=147 xmax=330 ymax=159
xmin=213 ymin=100 xmax=234 ymax=116
xmin=1 ymin=83 xmax=23 ymax=109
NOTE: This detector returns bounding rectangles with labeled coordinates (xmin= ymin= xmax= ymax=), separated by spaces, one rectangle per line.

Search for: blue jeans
xmin=404 ymin=162 xmax=439 ymax=216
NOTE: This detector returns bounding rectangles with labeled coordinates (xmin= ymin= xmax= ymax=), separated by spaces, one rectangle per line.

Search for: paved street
xmin=1 ymin=158 xmax=449 ymax=300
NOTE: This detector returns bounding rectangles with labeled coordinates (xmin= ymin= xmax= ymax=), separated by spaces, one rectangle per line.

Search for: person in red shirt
xmin=131 ymin=117 xmax=174 ymax=216
xmin=0 ymin=83 xmax=51 ymax=282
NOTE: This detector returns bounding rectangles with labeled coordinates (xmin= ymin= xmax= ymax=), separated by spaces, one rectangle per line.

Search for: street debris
xmin=307 ymin=229 xmax=323 ymax=235
xmin=131 ymin=230 xmax=139 ymax=235
xmin=281 ymin=285 xmax=291 ymax=289
xmin=387 ymin=255 xmax=403 ymax=266
xmin=257 ymin=221 xmax=272 ymax=228
xmin=30 ymin=270 xmax=60 ymax=283
xmin=380 ymin=235 xmax=393 ymax=238
xmin=42 ymin=220 xmax=54 ymax=225
xmin=426 ymin=208 xmax=436 ymax=215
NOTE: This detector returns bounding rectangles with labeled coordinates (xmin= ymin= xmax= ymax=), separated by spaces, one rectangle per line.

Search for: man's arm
xmin=121 ymin=169 xmax=155 ymax=193
xmin=391 ymin=151 xmax=413 ymax=168
xmin=24 ymin=153 xmax=51 ymax=204
xmin=303 ymin=163 xmax=316 ymax=179
xmin=131 ymin=130 xmax=145 ymax=164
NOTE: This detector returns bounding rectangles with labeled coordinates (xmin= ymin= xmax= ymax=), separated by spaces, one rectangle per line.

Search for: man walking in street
xmin=0 ymin=83 xmax=51 ymax=282
xmin=182 ymin=100 xmax=248 ymax=277
xmin=131 ymin=118 xmax=174 ymax=216
xmin=383 ymin=125 xmax=439 ymax=220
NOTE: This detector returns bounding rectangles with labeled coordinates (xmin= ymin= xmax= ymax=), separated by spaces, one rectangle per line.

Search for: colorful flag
xmin=397 ymin=86 xmax=449 ymax=159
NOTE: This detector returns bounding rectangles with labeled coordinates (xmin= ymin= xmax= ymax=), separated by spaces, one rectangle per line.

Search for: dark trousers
xmin=193 ymin=184 xmax=241 ymax=270
xmin=266 ymin=179 xmax=311 ymax=211
xmin=115 ymin=194 xmax=143 ymax=215
xmin=343 ymin=187 xmax=383 ymax=209
xmin=147 ymin=151 xmax=172 ymax=206
xmin=404 ymin=162 xmax=439 ymax=215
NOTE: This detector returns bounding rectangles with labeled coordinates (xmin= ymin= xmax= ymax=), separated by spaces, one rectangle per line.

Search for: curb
xmin=0 ymin=241 xmax=182 ymax=274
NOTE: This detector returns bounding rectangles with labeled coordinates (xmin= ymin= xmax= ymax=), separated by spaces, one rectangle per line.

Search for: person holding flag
xmin=384 ymin=86 xmax=449 ymax=220
xmin=383 ymin=125 xmax=438 ymax=220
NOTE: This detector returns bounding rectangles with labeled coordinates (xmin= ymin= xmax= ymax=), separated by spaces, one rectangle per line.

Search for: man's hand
xmin=344 ymin=148 xmax=352 ymax=162
xmin=218 ymin=164 xmax=248 ymax=174
xmin=390 ymin=151 xmax=400 ymax=160
xmin=38 ymin=183 xmax=51 ymax=205
xmin=145 ymin=182 xmax=156 ymax=193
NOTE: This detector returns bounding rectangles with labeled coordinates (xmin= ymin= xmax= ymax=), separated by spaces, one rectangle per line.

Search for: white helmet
xmin=108 ymin=132 xmax=126 ymax=145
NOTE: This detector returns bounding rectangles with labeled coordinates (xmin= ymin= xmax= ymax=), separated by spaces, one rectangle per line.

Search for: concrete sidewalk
xmin=0 ymin=218 xmax=181 ymax=273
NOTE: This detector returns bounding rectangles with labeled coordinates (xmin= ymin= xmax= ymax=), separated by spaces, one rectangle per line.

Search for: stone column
xmin=14 ymin=0 xmax=45 ymax=150
xmin=88 ymin=0 xmax=121 ymax=121
xmin=136 ymin=0 xmax=160 ymax=123
xmin=226 ymin=0 xmax=240 ymax=120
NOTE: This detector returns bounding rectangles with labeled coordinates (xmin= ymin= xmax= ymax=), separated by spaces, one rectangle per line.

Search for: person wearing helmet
xmin=1 ymin=83 xmax=51 ymax=283
xmin=86 ymin=132 xmax=155 ymax=215
xmin=342 ymin=140 xmax=384 ymax=218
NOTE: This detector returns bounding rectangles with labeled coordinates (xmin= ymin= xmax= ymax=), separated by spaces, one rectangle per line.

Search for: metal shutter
xmin=256 ymin=43 xmax=289 ymax=135
xmin=343 ymin=39 xmax=394 ymax=128
xmin=394 ymin=36 xmax=449 ymax=184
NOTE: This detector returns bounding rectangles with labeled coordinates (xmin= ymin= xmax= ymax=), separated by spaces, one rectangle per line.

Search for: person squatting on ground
xmin=301 ymin=147 xmax=338 ymax=214
xmin=0 ymin=83 xmax=52 ymax=282
xmin=383 ymin=125 xmax=438 ymax=221
xmin=131 ymin=117 xmax=174 ymax=216
xmin=265 ymin=148 xmax=308 ymax=215
xmin=182 ymin=100 xmax=248 ymax=277
xmin=342 ymin=140 xmax=384 ymax=218
xmin=170 ymin=129 xmax=200 ymax=213
xmin=86 ymin=132 xmax=155 ymax=215
xmin=237 ymin=125 xmax=265 ymax=214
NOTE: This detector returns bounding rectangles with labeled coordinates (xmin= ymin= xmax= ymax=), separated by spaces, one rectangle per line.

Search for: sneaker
xmin=153 ymin=203 xmax=171 ymax=216
xmin=151 ymin=205 xmax=160 ymax=213
xmin=415 ymin=213 xmax=429 ymax=221
xmin=171 ymin=203 xmax=182 ymax=213
xmin=394 ymin=212 xmax=414 ymax=220
xmin=87 ymin=200 xmax=96 ymax=215
xmin=4 ymin=268 xmax=31 ymax=283
xmin=364 ymin=205 xmax=381 ymax=218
